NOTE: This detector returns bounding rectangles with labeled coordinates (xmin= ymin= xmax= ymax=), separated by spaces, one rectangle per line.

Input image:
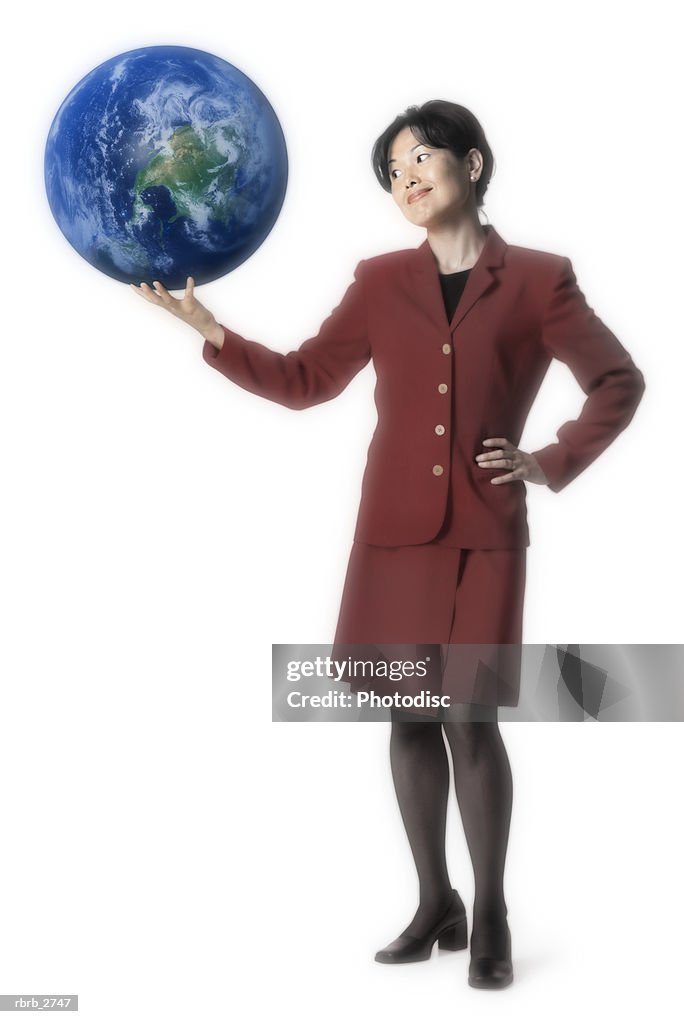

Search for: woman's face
xmin=388 ymin=125 xmax=479 ymax=228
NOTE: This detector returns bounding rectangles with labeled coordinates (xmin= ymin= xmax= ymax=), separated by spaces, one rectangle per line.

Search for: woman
xmin=131 ymin=101 xmax=645 ymax=988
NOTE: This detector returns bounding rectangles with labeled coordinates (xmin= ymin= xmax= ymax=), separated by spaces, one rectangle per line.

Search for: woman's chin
xmin=405 ymin=209 xmax=432 ymax=228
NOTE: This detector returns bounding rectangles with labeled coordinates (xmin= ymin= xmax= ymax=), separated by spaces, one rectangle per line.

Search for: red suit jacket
xmin=201 ymin=224 xmax=645 ymax=548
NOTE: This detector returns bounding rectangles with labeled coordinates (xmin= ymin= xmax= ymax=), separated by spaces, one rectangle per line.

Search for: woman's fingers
xmin=152 ymin=280 xmax=174 ymax=304
xmin=130 ymin=281 xmax=163 ymax=305
xmin=476 ymin=437 xmax=514 ymax=464
xmin=130 ymin=277 xmax=197 ymax=318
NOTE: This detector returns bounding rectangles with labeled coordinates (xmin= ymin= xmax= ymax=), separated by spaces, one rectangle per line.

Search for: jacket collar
xmin=410 ymin=223 xmax=507 ymax=332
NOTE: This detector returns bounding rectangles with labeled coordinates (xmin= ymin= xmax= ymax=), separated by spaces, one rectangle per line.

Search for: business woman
xmin=131 ymin=100 xmax=645 ymax=989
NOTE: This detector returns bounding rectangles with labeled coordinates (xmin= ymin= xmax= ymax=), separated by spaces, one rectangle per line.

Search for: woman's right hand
xmin=130 ymin=276 xmax=223 ymax=346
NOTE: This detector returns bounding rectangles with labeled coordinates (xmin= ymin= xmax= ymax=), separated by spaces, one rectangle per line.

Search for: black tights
xmin=388 ymin=704 xmax=512 ymax=954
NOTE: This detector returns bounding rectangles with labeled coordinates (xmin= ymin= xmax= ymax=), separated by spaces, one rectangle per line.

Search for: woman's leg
xmin=388 ymin=711 xmax=453 ymax=932
xmin=442 ymin=706 xmax=513 ymax=960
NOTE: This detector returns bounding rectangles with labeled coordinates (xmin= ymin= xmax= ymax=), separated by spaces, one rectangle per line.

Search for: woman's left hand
xmin=475 ymin=437 xmax=548 ymax=485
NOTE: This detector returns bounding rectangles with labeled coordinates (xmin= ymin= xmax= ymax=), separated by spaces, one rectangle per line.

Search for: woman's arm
xmin=202 ymin=261 xmax=371 ymax=410
xmin=530 ymin=256 xmax=646 ymax=492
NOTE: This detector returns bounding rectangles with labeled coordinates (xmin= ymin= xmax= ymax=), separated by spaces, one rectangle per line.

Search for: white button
xmin=442 ymin=343 xmax=452 ymax=354
xmin=435 ymin=424 xmax=445 ymax=435
xmin=438 ymin=383 xmax=448 ymax=394
xmin=432 ymin=464 xmax=444 ymax=476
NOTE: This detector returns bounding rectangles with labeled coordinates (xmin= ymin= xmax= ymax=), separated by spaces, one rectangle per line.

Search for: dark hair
xmin=371 ymin=100 xmax=495 ymax=208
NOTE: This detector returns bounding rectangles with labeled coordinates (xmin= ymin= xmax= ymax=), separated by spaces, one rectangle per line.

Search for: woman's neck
xmin=426 ymin=216 xmax=487 ymax=274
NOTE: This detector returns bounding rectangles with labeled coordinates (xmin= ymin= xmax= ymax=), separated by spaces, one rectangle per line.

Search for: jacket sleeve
xmin=201 ymin=259 xmax=371 ymax=410
xmin=530 ymin=256 xmax=646 ymax=492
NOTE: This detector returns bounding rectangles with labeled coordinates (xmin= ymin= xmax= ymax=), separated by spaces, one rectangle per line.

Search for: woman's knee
xmin=390 ymin=717 xmax=443 ymax=751
xmin=443 ymin=717 xmax=500 ymax=761
xmin=446 ymin=702 xmax=498 ymax=724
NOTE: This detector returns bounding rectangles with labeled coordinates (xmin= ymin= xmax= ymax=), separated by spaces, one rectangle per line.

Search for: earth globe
xmin=44 ymin=45 xmax=288 ymax=288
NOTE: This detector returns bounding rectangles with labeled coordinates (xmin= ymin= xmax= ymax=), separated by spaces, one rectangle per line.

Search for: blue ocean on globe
xmin=44 ymin=45 xmax=288 ymax=288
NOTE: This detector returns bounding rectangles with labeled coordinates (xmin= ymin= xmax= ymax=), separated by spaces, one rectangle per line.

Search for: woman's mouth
xmin=408 ymin=188 xmax=432 ymax=204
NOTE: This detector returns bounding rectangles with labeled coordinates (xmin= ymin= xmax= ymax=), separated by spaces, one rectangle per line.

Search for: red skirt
xmin=331 ymin=542 xmax=526 ymax=711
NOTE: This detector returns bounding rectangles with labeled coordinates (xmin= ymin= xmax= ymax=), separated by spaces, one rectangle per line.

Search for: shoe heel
xmin=437 ymin=917 xmax=468 ymax=951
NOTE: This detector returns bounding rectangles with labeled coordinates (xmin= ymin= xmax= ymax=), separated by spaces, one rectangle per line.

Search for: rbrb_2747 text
xmin=286 ymin=690 xmax=451 ymax=709
xmin=285 ymin=657 xmax=432 ymax=684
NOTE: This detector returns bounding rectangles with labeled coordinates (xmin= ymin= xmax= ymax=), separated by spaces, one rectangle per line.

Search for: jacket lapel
xmin=409 ymin=223 xmax=508 ymax=333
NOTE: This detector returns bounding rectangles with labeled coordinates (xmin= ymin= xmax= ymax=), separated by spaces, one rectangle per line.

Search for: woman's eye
xmin=390 ymin=151 xmax=429 ymax=179
xmin=391 ymin=152 xmax=429 ymax=180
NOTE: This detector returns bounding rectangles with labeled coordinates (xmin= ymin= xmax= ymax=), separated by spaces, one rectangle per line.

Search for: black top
xmin=438 ymin=268 xmax=471 ymax=324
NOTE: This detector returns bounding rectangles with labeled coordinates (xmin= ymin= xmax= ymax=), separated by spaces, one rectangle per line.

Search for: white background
xmin=1 ymin=1 xmax=681 ymax=1020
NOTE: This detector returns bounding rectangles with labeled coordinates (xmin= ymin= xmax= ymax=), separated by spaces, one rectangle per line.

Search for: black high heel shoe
xmin=374 ymin=890 xmax=468 ymax=964
xmin=468 ymin=919 xmax=514 ymax=989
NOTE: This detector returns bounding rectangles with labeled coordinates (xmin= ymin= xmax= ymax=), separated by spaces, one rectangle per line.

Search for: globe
xmin=44 ymin=45 xmax=288 ymax=288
